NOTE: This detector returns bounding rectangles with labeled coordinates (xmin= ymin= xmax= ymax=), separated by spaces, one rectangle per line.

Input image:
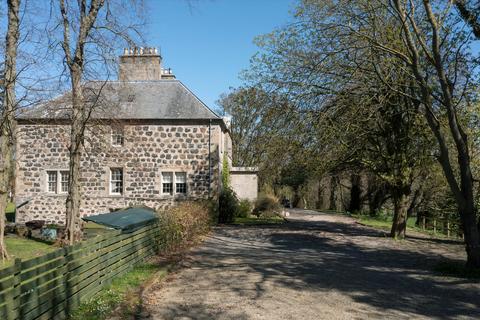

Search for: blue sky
xmin=145 ymin=0 xmax=295 ymax=109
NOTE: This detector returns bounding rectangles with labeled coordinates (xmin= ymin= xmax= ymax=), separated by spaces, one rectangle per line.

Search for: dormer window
xmin=112 ymin=127 xmax=124 ymax=146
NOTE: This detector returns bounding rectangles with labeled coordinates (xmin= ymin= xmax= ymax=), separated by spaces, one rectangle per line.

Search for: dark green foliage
xmin=222 ymin=154 xmax=230 ymax=187
xmin=236 ymin=199 xmax=252 ymax=218
xmin=280 ymin=163 xmax=308 ymax=191
xmin=218 ymin=188 xmax=239 ymax=223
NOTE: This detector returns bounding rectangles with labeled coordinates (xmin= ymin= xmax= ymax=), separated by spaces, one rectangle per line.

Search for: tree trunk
xmin=0 ymin=192 xmax=8 ymax=261
xmin=461 ymin=205 xmax=480 ymax=268
xmin=390 ymin=191 xmax=409 ymax=239
xmin=348 ymin=173 xmax=361 ymax=213
xmin=406 ymin=189 xmax=420 ymax=219
xmin=64 ymin=69 xmax=84 ymax=245
xmin=59 ymin=0 xmax=107 ymax=245
xmin=328 ymin=175 xmax=337 ymax=211
xmin=368 ymin=189 xmax=385 ymax=217
xmin=0 ymin=0 xmax=20 ymax=260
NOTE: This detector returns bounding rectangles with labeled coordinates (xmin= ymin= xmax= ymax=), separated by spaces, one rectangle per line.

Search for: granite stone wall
xmin=15 ymin=122 xmax=225 ymax=224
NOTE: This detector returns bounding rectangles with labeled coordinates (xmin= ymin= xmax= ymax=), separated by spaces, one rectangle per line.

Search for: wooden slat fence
xmin=0 ymin=222 xmax=160 ymax=320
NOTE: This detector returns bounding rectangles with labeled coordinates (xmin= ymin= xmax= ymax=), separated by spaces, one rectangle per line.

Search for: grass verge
xmin=234 ymin=215 xmax=285 ymax=225
xmin=6 ymin=202 xmax=15 ymax=222
xmin=69 ymin=262 xmax=171 ymax=320
xmin=351 ymin=213 xmax=455 ymax=239
xmin=434 ymin=261 xmax=480 ymax=280
xmin=1 ymin=236 xmax=56 ymax=268
xmin=6 ymin=202 xmax=15 ymax=213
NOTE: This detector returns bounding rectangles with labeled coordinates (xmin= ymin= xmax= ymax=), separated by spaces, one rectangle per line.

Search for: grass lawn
xmin=6 ymin=202 xmax=15 ymax=213
xmin=1 ymin=236 xmax=56 ymax=269
xmin=0 ymin=222 xmax=112 ymax=269
xmin=353 ymin=213 xmax=419 ymax=231
xmin=6 ymin=202 xmax=15 ymax=222
xmin=352 ymin=213 xmax=452 ymax=238
xmin=353 ymin=214 xmax=402 ymax=230
xmin=69 ymin=262 xmax=170 ymax=320
xmin=234 ymin=215 xmax=285 ymax=225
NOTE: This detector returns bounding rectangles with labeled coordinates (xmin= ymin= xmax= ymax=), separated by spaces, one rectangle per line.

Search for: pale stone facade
xmin=15 ymin=121 xmax=230 ymax=224
xmin=14 ymin=47 xmax=236 ymax=224
xmin=230 ymin=167 xmax=258 ymax=201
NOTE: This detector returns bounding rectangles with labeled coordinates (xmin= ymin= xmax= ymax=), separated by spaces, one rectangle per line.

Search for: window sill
xmin=160 ymin=194 xmax=188 ymax=199
xmin=44 ymin=193 xmax=68 ymax=197
xmin=109 ymin=193 xmax=124 ymax=197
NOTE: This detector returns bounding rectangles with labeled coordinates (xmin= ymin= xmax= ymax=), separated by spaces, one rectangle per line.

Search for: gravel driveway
xmin=142 ymin=209 xmax=480 ymax=319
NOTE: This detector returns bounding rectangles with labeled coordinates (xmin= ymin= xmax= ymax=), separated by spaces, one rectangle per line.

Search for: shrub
xmin=222 ymin=154 xmax=230 ymax=187
xmin=218 ymin=187 xmax=238 ymax=223
xmin=236 ymin=199 xmax=252 ymax=218
xmin=156 ymin=201 xmax=213 ymax=253
xmin=253 ymin=193 xmax=282 ymax=217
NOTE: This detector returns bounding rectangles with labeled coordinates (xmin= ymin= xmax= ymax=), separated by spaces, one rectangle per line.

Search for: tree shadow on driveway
xmin=191 ymin=218 xmax=480 ymax=319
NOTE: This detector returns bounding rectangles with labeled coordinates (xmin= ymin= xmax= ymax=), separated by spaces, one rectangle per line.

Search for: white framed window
xmin=162 ymin=172 xmax=173 ymax=195
xmin=162 ymin=171 xmax=187 ymax=195
xmin=60 ymin=171 xmax=69 ymax=193
xmin=47 ymin=171 xmax=57 ymax=193
xmin=111 ymin=127 xmax=124 ymax=146
xmin=46 ymin=170 xmax=69 ymax=194
xmin=110 ymin=168 xmax=123 ymax=195
xmin=175 ymin=172 xmax=187 ymax=194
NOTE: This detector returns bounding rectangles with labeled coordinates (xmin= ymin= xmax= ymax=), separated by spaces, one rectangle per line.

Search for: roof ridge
xmin=17 ymin=79 xmax=222 ymax=121
xmin=176 ymin=81 xmax=221 ymax=119
xmin=87 ymin=79 xmax=180 ymax=84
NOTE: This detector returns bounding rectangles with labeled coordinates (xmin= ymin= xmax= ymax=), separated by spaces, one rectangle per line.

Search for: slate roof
xmin=17 ymin=80 xmax=220 ymax=120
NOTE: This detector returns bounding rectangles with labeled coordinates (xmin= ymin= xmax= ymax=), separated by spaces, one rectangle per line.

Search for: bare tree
xmin=0 ymin=0 xmax=20 ymax=260
xmin=55 ymin=0 xmax=144 ymax=244
xmin=58 ymin=0 xmax=106 ymax=244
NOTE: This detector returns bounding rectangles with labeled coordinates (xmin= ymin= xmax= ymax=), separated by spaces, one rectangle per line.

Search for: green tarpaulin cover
xmin=82 ymin=207 xmax=158 ymax=232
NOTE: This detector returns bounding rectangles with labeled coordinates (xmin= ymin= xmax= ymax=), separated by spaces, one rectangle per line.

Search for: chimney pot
xmin=119 ymin=45 xmax=164 ymax=81
xmin=123 ymin=48 xmax=128 ymax=55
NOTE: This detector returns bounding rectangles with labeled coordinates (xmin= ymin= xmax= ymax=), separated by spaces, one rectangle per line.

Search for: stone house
xmin=14 ymin=47 xmax=256 ymax=224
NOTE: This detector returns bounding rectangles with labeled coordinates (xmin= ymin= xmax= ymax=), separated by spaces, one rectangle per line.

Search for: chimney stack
xmin=119 ymin=46 xmax=174 ymax=81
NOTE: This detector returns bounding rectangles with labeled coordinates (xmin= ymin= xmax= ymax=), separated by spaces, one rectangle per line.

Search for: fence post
xmin=65 ymin=244 xmax=81 ymax=316
xmin=433 ymin=219 xmax=436 ymax=234
xmin=422 ymin=216 xmax=426 ymax=230
xmin=6 ymin=258 xmax=21 ymax=320
xmin=447 ymin=221 xmax=450 ymax=238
